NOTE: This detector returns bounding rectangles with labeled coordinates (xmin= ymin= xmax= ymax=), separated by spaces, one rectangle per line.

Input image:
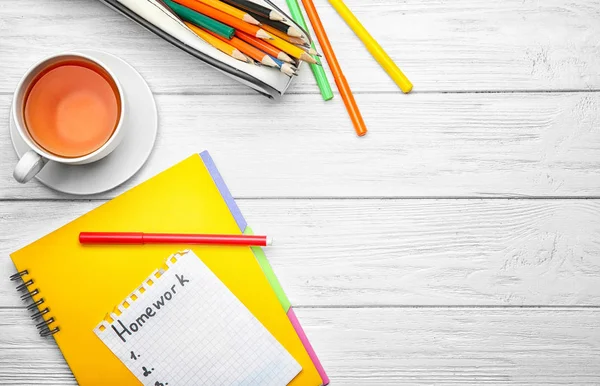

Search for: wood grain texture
xmin=1 ymin=0 xmax=600 ymax=94
xmin=2 ymin=0 xmax=600 ymax=384
xmin=1 ymin=307 xmax=599 ymax=385
xmin=2 ymin=92 xmax=600 ymax=199
xmin=2 ymin=199 xmax=599 ymax=307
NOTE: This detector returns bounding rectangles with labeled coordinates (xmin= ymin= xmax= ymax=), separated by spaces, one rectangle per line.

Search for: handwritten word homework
xmin=95 ymin=250 xmax=301 ymax=385
xmin=111 ymin=273 xmax=189 ymax=342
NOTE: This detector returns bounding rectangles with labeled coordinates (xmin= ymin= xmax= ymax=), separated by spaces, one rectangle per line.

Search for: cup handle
xmin=14 ymin=150 xmax=48 ymax=183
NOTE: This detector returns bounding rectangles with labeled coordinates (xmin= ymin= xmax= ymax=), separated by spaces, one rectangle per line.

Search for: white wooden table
xmin=2 ymin=0 xmax=600 ymax=384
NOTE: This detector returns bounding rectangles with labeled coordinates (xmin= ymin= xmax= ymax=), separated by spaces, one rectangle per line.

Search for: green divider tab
xmin=245 ymin=227 xmax=292 ymax=311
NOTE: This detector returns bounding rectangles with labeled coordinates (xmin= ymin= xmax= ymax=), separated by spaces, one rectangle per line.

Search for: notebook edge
xmin=198 ymin=150 xmax=329 ymax=386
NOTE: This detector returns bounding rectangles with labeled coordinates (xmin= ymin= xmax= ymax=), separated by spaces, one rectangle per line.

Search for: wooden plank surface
xmin=2 ymin=199 xmax=599 ymax=307
xmin=2 ymin=0 xmax=600 ymax=384
xmin=1 ymin=0 xmax=600 ymax=94
xmin=2 ymin=92 xmax=600 ymax=199
xmin=1 ymin=308 xmax=599 ymax=385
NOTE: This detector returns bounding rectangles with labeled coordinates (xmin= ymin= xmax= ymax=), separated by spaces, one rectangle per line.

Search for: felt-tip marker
xmin=79 ymin=232 xmax=273 ymax=247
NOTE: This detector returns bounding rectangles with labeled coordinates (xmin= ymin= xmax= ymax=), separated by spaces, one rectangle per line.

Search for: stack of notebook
xmin=9 ymin=152 xmax=328 ymax=385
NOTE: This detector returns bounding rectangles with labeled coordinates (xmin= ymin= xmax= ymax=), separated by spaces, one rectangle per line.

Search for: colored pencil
xmin=249 ymin=12 xmax=303 ymax=37
xmin=206 ymin=29 xmax=278 ymax=67
xmin=268 ymin=33 xmax=318 ymax=64
xmin=285 ymin=0 xmax=333 ymax=100
xmin=301 ymin=0 xmax=367 ymax=136
xmin=186 ymin=22 xmax=250 ymax=62
xmin=270 ymin=56 xmax=298 ymax=77
xmin=235 ymin=30 xmax=294 ymax=63
xmin=220 ymin=0 xmax=285 ymax=21
xmin=296 ymin=44 xmax=319 ymax=56
xmin=79 ymin=232 xmax=273 ymax=247
xmin=164 ymin=0 xmax=235 ymax=38
xmin=195 ymin=0 xmax=260 ymax=25
xmin=328 ymin=0 xmax=412 ymax=93
xmin=172 ymin=0 xmax=272 ymax=39
xmin=260 ymin=24 xmax=308 ymax=46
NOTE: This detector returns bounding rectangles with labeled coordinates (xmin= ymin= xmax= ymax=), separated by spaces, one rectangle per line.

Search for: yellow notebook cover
xmin=10 ymin=154 xmax=322 ymax=386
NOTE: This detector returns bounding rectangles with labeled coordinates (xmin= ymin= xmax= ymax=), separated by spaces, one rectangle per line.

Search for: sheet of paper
xmin=94 ymin=250 xmax=301 ymax=385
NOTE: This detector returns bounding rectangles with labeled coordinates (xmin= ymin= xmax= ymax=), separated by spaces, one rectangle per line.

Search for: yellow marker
xmin=328 ymin=0 xmax=413 ymax=93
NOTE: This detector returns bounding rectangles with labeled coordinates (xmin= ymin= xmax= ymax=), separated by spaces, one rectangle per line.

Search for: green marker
xmin=285 ymin=0 xmax=334 ymax=101
xmin=163 ymin=0 xmax=235 ymax=39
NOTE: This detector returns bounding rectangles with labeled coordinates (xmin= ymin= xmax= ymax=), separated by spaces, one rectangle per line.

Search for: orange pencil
xmin=205 ymin=29 xmax=278 ymax=67
xmin=235 ymin=30 xmax=294 ymax=63
xmin=195 ymin=0 xmax=260 ymax=25
xmin=186 ymin=22 xmax=250 ymax=62
xmin=172 ymin=0 xmax=272 ymax=39
xmin=300 ymin=0 xmax=367 ymax=136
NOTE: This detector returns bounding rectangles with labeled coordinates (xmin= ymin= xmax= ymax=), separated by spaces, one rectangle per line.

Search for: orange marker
xmin=300 ymin=0 xmax=367 ymax=136
xmin=172 ymin=0 xmax=272 ymax=39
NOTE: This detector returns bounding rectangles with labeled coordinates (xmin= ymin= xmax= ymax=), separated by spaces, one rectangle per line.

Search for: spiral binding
xmin=10 ymin=270 xmax=59 ymax=337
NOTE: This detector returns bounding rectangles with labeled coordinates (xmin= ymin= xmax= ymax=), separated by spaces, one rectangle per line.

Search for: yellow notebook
xmin=10 ymin=154 xmax=322 ymax=385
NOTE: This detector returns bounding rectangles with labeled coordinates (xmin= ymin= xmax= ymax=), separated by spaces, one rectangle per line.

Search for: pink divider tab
xmin=287 ymin=307 xmax=330 ymax=385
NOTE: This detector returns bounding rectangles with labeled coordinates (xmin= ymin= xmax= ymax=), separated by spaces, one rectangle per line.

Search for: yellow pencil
xmin=328 ymin=0 xmax=412 ymax=93
xmin=186 ymin=22 xmax=250 ymax=62
xmin=261 ymin=24 xmax=309 ymax=46
xmin=268 ymin=34 xmax=318 ymax=64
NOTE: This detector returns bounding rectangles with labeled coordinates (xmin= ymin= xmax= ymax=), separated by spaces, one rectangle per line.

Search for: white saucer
xmin=10 ymin=49 xmax=158 ymax=195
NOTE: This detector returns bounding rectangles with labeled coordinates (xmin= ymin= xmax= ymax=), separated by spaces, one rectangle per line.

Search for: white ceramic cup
xmin=12 ymin=52 xmax=127 ymax=183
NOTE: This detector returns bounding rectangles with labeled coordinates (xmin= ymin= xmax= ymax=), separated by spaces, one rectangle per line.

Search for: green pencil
xmin=163 ymin=0 xmax=235 ymax=39
xmin=285 ymin=0 xmax=334 ymax=101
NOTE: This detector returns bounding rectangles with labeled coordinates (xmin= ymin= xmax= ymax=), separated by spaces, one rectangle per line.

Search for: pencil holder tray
xmin=100 ymin=0 xmax=312 ymax=99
